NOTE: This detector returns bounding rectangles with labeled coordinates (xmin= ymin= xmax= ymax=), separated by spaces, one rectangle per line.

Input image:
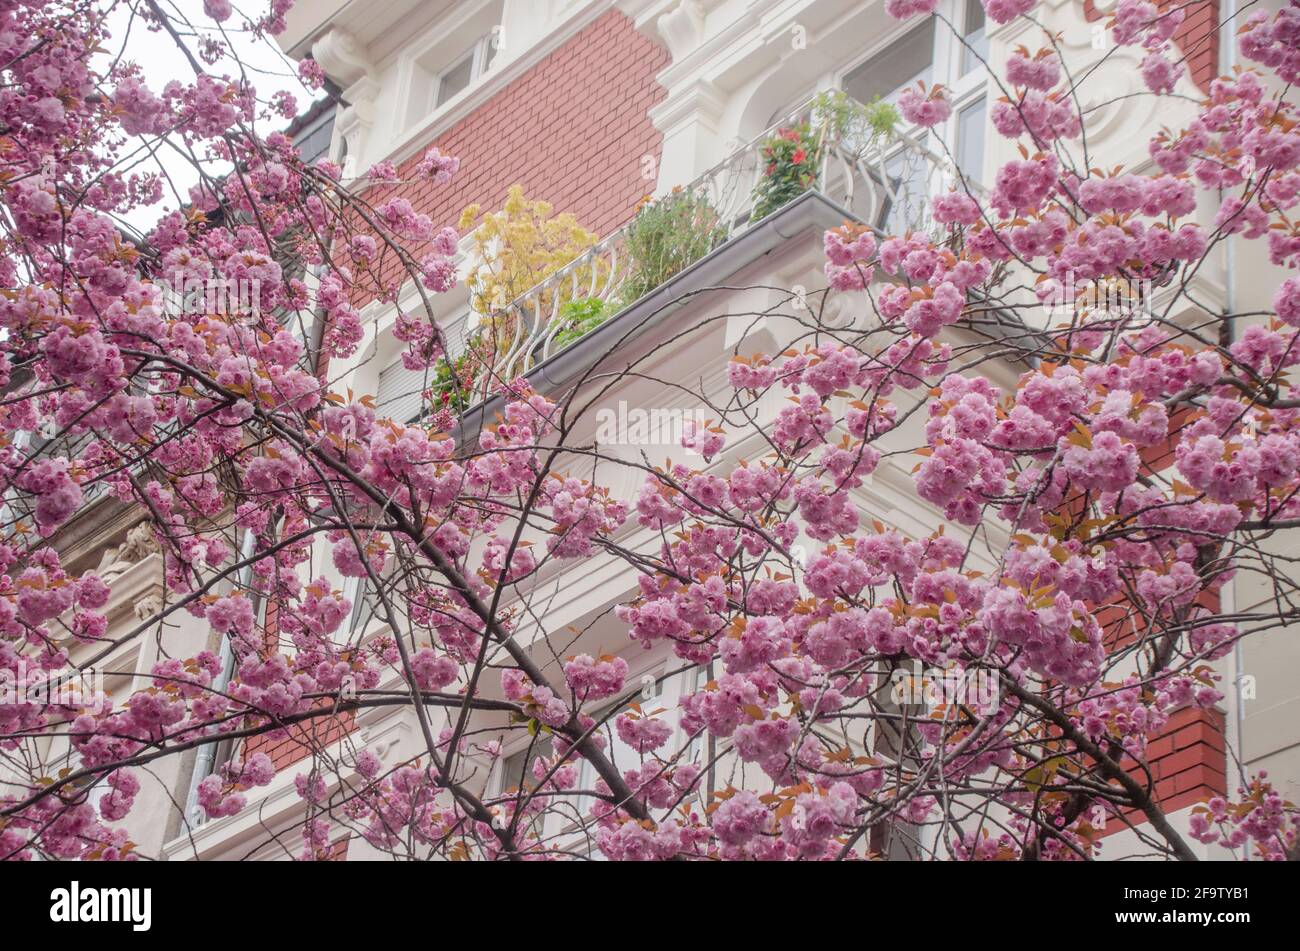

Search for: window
xmin=573 ymin=663 xmax=695 ymax=815
xmin=955 ymin=96 xmax=986 ymax=183
xmin=834 ymin=0 xmax=991 ymax=231
xmin=498 ymin=735 xmax=554 ymax=795
xmin=842 ymin=19 xmax=935 ymax=107
xmin=344 ymin=573 xmax=379 ymax=640
xmin=402 ymin=2 xmax=505 ymax=131
xmin=874 ymin=149 xmax=933 ymax=235
xmin=960 ymin=1 xmax=988 ymax=76
xmin=576 ymin=696 xmax=644 ymax=808
xmin=435 ymin=51 xmax=474 ymax=107
xmin=434 ymin=33 xmax=497 ymax=110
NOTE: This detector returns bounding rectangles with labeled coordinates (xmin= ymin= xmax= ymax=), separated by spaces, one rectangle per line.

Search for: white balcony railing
xmin=451 ymin=92 xmax=980 ymax=405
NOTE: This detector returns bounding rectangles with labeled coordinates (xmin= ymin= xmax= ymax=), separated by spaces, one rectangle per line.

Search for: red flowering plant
xmin=750 ymin=123 xmax=823 ymax=222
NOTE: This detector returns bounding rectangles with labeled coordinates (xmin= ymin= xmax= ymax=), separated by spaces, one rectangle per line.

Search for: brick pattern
xmin=1097 ymin=403 xmax=1222 ymax=652
xmin=353 ymin=9 xmax=669 ymax=308
xmin=233 ymin=609 xmax=352 ymax=772
xmin=1137 ymin=406 xmax=1197 ymax=475
xmin=1084 ymin=0 xmax=1221 ymax=92
xmin=244 ymin=706 xmax=357 ymax=771
xmin=1093 ymin=404 xmax=1228 ymax=835
xmin=1106 ymin=707 xmax=1228 ymax=832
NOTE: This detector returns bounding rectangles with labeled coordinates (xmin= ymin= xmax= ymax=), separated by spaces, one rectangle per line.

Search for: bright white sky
xmin=104 ymin=1 xmax=324 ymax=234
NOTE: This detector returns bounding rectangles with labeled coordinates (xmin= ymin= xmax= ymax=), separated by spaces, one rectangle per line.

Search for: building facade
xmin=29 ymin=0 xmax=1297 ymax=861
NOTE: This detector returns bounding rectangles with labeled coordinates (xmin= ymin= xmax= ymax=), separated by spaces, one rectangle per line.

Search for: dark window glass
xmin=962 ymin=2 xmax=988 ymax=75
xmin=436 ymin=53 xmax=474 ymax=107
xmin=501 ymin=736 xmax=554 ymax=793
xmin=843 ymin=20 xmax=935 ymax=106
xmin=956 ymin=97 xmax=986 ymax=183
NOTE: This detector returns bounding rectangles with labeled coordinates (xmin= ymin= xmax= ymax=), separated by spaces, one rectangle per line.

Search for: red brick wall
xmin=232 ymin=611 xmax=361 ymax=769
xmin=1084 ymin=0 xmax=1221 ymax=92
xmin=1106 ymin=707 xmax=1228 ymax=833
xmin=233 ymin=607 xmax=359 ymax=771
xmin=354 ymin=9 xmax=669 ymax=308
xmin=244 ymin=705 xmax=357 ymax=771
xmin=1092 ymin=402 xmax=1228 ymax=837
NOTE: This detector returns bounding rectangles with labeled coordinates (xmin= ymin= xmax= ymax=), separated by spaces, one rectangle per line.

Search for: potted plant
xmin=748 ymin=92 xmax=899 ymax=223
xmin=428 ymin=349 xmax=475 ymax=415
xmin=617 ymin=188 xmax=728 ymax=306
xmin=551 ymin=296 xmax=616 ymax=350
xmin=749 ymin=123 xmax=822 ymax=223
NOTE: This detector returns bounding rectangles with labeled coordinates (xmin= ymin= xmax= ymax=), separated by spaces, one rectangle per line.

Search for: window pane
xmin=501 ymin=736 xmax=553 ymax=792
xmin=577 ymin=697 xmax=652 ymax=814
xmin=961 ymin=2 xmax=989 ymax=75
xmin=956 ymin=97 xmax=986 ymax=183
xmin=348 ymin=576 xmax=375 ymax=636
xmin=875 ymin=148 xmax=932 ymax=235
xmin=843 ymin=19 xmax=935 ymax=106
xmin=436 ymin=53 xmax=474 ymax=107
xmin=297 ymin=121 xmax=333 ymax=166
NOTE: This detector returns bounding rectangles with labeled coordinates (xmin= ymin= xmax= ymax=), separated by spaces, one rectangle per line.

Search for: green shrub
xmin=552 ymin=296 xmax=615 ymax=350
xmin=618 ymin=189 xmax=728 ymax=306
xmin=812 ymin=90 xmax=899 ymax=149
xmin=429 ymin=351 xmax=474 ymax=415
xmin=749 ymin=123 xmax=821 ymax=223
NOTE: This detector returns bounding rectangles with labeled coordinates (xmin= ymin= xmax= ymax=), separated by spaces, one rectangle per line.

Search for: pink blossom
xmin=203 ymin=0 xmax=233 ymax=21
xmin=298 ymin=57 xmax=326 ymax=90
xmin=1140 ymin=52 xmax=1182 ymax=95
xmin=982 ymin=0 xmax=1036 ymax=25
xmin=898 ymin=85 xmax=951 ymax=128
xmin=884 ymin=0 xmax=938 ymax=19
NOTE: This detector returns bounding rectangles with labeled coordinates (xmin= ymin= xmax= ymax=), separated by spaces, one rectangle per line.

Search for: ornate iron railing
xmin=460 ymin=93 xmax=982 ymax=400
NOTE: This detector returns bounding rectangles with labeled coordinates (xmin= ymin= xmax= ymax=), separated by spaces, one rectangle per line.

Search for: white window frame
xmin=942 ymin=0 xmax=991 ymax=185
xmin=484 ymin=658 xmax=700 ymax=855
xmin=836 ymin=0 xmax=990 ymax=152
xmin=397 ymin=0 xmax=505 ymax=132
xmin=827 ymin=1 xmax=990 ymax=230
xmin=433 ymin=34 xmax=498 ymax=111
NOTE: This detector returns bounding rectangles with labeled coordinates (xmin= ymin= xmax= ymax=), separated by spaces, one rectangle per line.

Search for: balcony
xmin=436 ymin=91 xmax=982 ymax=427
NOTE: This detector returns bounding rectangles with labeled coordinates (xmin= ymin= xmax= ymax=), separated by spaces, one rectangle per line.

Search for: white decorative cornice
xmin=656 ymin=0 xmax=706 ymax=61
xmin=311 ymin=27 xmax=375 ymax=89
xmin=654 ymin=0 xmax=786 ymax=91
xmin=310 ymin=29 xmax=379 ymax=177
xmin=335 ymin=74 xmax=380 ymax=178
xmin=648 ymin=76 xmax=726 ymax=132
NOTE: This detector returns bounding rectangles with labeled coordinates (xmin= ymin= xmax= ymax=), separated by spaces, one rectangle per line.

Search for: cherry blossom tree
xmin=1 ymin=0 xmax=1299 ymax=862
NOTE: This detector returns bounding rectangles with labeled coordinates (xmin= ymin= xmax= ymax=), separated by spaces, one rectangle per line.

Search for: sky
xmin=104 ymin=0 xmax=325 ymax=234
